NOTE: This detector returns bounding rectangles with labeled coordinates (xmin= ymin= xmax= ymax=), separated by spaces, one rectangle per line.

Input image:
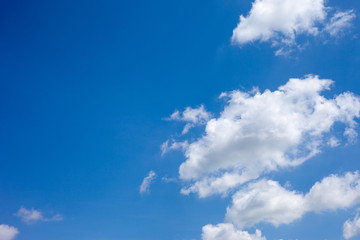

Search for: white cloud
xmin=327 ymin=136 xmax=340 ymax=147
xmin=161 ymin=140 xmax=189 ymax=156
xmin=306 ymin=172 xmax=360 ymax=212
xmin=164 ymin=76 xmax=360 ymax=238
xmin=177 ymin=76 xmax=360 ymax=197
xmin=231 ymin=0 xmax=355 ymax=54
xmin=181 ymin=172 xmax=259 ymax=198
xmin=232 ymin=0 xmax=325 ymax=44
xmin=0 ymin=225 xmax=18 ymax=240
xmin=140 ymin=170 xmax=157 ymax=194
xmin=324 ymin=10 xmax=356 ymax=37
xmin=226 ymin=179 xmax=305 ymax=228
xmin=15 ymin=207 xmax=63 ymax=224
xmin=343 ymin=213 xmax=360 ymax=239
xmin=15 ymin=207 xmax=43 ymax=224
xmin=226 ymin=172 xmax=360 ymax=228
xmin=202 ymin=223 xmax=266 ymax=240
xmin=166 ymin=105 xmax=211 ymax=134
xmin=344 ymin=127 xmax=358 ymax=145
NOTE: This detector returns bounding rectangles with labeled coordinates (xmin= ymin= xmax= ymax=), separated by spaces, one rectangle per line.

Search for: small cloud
xmin=327 ymin=136 xmax=340 ymax=147
xmin=161 ymin=140 xmax=189 ymax=156
xmin=344 ymin=127 xmax=358 ymax=145
xmin=46 ymin=214 xmax=64 ymax=222
xmin=344 ymin=212 xmax=360 ymax=239
xmin=0 ymin=225 xmax=19 ymax=240
xmin=15 ymin=207 xmax=63 ymax=224
xmin=15 ymin=207 xmax=43 ymax=224
xmin=284 ymin=181 xmax=292 ymax=189
xmin=140 ymin=171 xmax=156 ymax=194
xmin=161 ymin=176 xmax=178 ymax=183
xmin=165 ymin=105 xmax=211 ymax=134
xmin=202 ymin=223 xmax=265 ymax=240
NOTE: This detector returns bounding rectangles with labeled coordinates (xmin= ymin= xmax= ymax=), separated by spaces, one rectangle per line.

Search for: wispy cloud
xmin=15 ymin=207 xmax=64 ymax=224
xmin=324 ymin=10 xmax=356 ymax=37
xmin=140 ymin=171 xmax=157 ymax=194
xmin=161 ymin=176 xmax=178 ymax=183
xmin=161 ymin=140 xmax=189 ymax=156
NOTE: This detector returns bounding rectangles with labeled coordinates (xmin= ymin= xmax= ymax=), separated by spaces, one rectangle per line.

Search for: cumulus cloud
xmin=177 ymin=76 xmax=360 ymax=197
xmin=343 ymin=213 xmax=360 ymax=239
xmin=166 ymin=105 xmax=211 ymax=134
xmin=226 ymin=180 xmax=304 ymax=228
xmin=202 ymin=223 xmax=266 ymax=240
xmin=140 ymin=171 xmax=157 ymax=194
xmin=15 ymin=207 xmax=63 ymax=224
xmin=0 ymin=225 xmax=18 ymax=240
xmin=226 ymin=172 xmax=360 ymax=228
xmin=306 ymin=172 xmax=360 ymax=212
xmin=231 ymin=0 xmax=356 ymax=54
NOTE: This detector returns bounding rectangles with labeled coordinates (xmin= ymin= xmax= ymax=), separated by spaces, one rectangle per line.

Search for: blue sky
xmin=1 ymin=0 xmax=360 ymax=239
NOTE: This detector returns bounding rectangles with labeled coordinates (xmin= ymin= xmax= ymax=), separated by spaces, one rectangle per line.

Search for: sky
xmin=1 ymin=0 xmax=360 ymax=239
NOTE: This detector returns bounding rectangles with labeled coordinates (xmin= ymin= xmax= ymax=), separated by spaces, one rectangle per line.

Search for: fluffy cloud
xmin=0 ymin=225 xmax=19 ymax=240
xmin=343 ymin=213 xmax=360 ymax=239
xmin=202 ymin=223 xmax=266 ymax=240
xmin=166 ymin=105 xmax=211 ymax=134
xmin=226 ymin=180 xmax=304 ymax=228
xmin=140 ymin=170 xmax=157 ymax=194
xmin=15 ymin=207 xmax=63 ymax=224
xmin=15 ymin=207 xmax=42 ymax=224
xmin=306 ymin=172 xmax=360 ymax=212
xmin=177 ymin=76 xmax=360 ymax=197
xmin=226 ymin=172 xmax=360 ymax=228
xmin=232 ymin=0 xmax=325 ymax=44
xmin=231 ymin=0 xmax=355 ymax=54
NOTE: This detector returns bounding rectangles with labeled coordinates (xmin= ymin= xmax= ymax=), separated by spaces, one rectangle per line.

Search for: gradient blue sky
xmin=1 ymin=0 xmax=360 ymax=239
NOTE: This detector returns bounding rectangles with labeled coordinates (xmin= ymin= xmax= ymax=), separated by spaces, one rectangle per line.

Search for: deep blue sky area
xmin=1 ymin=0 xmax=360 ymax=240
